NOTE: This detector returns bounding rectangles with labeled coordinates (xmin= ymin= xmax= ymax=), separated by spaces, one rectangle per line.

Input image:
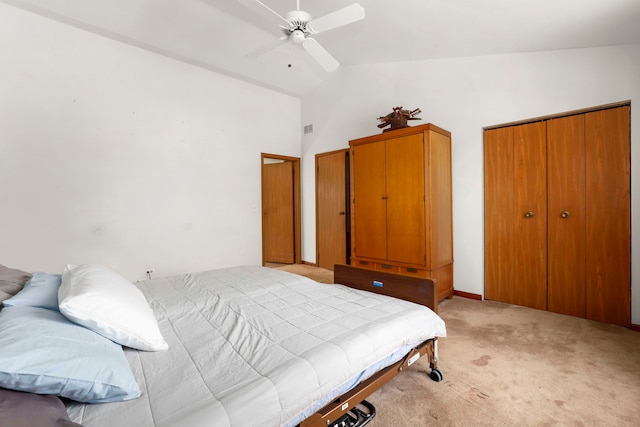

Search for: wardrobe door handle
xmin=561 ymin=211 xmax=570 ymax=219
xmin=524 ymin=211 xmax=534 ymax=219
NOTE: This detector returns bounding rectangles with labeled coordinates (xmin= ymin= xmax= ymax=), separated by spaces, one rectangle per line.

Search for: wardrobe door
xmin=585 ymin=106 xmax=631 ymax=326
xmin=484 ymin=122 xmax=547 ymax=310
xmin=386 ymin=134 xmax=426 ymax=265
xmin=547 ymin=115 xmax=586 ymax=317
xmin=428 ymin=129 xmax=454 ymax=269
xmin=352 ymin=141 xmax=387 ymax=260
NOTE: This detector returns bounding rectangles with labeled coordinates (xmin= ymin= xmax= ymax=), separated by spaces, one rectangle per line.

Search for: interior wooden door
xmin=352 ymin=141 xmax=387 ymax=260
xmin=316 ymin=150 xmax=347 ymax=271
xmin=547 ymin=114 xmax=586 ymax=317
xmin=484 ymin=122 xmax=547 ymax=310
xmin=262 ymin=160 xmax=294 ymax=264
xmin=385 ymin=134 xmax=426 ymax=265
xmin=585 ymin=106 xmax=631 ymax=326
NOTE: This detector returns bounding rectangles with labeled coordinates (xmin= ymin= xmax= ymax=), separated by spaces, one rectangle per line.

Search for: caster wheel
xmin=430 ymin=369 xmax=443 ymax=382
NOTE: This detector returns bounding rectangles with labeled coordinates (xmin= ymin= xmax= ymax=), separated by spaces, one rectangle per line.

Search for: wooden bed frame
xmin=299 ymin=264 xmax=442 ymax=427
xmin=333 ymin=263 xmax=439 ymax=313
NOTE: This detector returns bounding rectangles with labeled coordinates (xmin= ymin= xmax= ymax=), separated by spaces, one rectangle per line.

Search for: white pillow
xmin=58 ymin=264 xmax=168 ymax=352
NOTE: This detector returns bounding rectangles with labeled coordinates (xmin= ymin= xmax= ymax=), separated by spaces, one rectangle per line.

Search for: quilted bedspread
xmin=66 ymin=265 xmax=446 ymax=427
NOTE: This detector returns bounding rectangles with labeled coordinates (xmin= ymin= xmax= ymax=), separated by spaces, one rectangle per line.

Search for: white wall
xmin=301 ymin=45 xmax=640 ymax=324
xmin=2 ymin=4 xmax=637 ymax=325
xmin=0 ymin=4 xmax=300 ymax=280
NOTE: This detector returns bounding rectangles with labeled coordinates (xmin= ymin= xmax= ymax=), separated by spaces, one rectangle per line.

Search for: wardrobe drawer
xmin=399 ymin=267 xmax=427 ymax=277
xmin=375 ymin=263 xmax=399 ymax=273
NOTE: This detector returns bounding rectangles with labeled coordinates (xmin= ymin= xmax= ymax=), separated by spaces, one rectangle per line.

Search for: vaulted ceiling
xmin=4 ymin=0 xmax=640 ymax=96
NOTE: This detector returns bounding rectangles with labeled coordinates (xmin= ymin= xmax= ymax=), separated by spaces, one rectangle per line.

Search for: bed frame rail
xmin=333 ymin=264 xmax=438 ymax=313
xmin=299 ymin=338 xmax=439 ymax=427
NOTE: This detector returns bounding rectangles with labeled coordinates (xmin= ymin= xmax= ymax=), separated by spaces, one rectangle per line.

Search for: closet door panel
xmin=513 ymin=122 xmax=548 ymax=310
xmin=484 ymin=127 xmax=516 ymax=304
xmin=485 ymin=122 xmax=546 ymax=310
xmin=386 ymin=134 xmax=426 ymax=265
xmin=547 ymin=115 xmax=586 ymax=317
xmin=585 ymin=106 xmax=631 ymax=326
xmin=352 ymin=142 xmax=387 ymax=260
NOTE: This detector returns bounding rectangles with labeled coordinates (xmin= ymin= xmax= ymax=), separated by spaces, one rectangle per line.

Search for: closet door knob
xmin=561 ymin=211 xmax=570 ymax=219
xmin=524 ymin=211 xmax=534 ymax=219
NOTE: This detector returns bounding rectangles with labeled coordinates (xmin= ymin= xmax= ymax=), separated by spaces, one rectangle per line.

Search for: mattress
xmin=66 ymin=265 xmax=446 ymax=427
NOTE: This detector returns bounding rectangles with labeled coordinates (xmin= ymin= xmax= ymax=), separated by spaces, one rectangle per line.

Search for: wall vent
xmin=303 ymin=124 xmax=313 ymax=134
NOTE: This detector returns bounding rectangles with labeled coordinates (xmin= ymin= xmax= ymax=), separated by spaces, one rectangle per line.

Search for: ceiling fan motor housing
xmin=285 ymin=10 xmax=312 ymax=24
xmin=283 ymin=10 xmax=312 ymax=43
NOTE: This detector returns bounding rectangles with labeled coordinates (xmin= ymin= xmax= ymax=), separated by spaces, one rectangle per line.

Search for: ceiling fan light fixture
xmin=291 ymin=29 xmax=305 ymax=44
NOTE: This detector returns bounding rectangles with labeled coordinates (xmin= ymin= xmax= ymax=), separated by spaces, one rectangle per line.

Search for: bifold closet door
xmin=547 ymin=115 xmax=586 ymax=317
xmin=484 ymin=122 xmax=547 ymax=310
xmin=486 ymin=105 xmax=630 ymax=326
xmin=584 ymin=107 xmax=631 ymax=326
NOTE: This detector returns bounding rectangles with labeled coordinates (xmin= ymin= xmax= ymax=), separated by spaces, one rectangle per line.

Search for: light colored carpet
xmin=271 ymin=264 xmax=640 ymax=426
xmin=370 ymin=297 xmax=640 ymax=426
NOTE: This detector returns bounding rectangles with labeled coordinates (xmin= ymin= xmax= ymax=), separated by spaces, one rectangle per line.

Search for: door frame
xmin=261 ymin=153 xmax=301 ymax=265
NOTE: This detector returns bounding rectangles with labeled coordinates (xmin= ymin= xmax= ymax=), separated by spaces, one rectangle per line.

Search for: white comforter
xmin=67 ymin=265 xmax=446 ymax=427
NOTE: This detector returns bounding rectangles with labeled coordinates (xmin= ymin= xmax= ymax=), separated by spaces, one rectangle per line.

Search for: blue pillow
xmin=2 ymin=272 xmax=62 ymax=311
xmin=0 ymin=306 xmax=141 ymax=403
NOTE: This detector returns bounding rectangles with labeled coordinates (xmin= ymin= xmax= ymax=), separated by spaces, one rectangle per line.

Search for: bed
xmin=0 ymin=263 xmax=446 ymax=427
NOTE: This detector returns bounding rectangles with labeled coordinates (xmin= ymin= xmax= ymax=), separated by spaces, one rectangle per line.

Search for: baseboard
xmin=631 ymin=324 xmax=640 ymax=333
xmin=453 ymin=290 xmax=482 ymax=300
xmin=302 ymin=261 xmax=318 ymax=267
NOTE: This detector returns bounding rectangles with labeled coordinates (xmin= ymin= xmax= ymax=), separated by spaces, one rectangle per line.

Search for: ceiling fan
xmin=239 ymin=0 xmax=365 ymax=72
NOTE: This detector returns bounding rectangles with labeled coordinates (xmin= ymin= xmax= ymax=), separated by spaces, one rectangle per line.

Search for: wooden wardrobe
xmin=349 ymin=123 xmax=454 ymax=302
xmin=484 ymin=104 xmax=631 ymax=327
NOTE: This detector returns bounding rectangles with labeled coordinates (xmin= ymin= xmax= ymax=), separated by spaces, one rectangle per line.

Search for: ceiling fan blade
xmin=302 ymin=37 xmax=339 ymax=72
xmin=307 ymin=3 xmax=365 ymax=33
xmin=246 ymin=36 xmax=289 ymax=58
xmin=237 ymin=0 xmax=290 ymax=26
